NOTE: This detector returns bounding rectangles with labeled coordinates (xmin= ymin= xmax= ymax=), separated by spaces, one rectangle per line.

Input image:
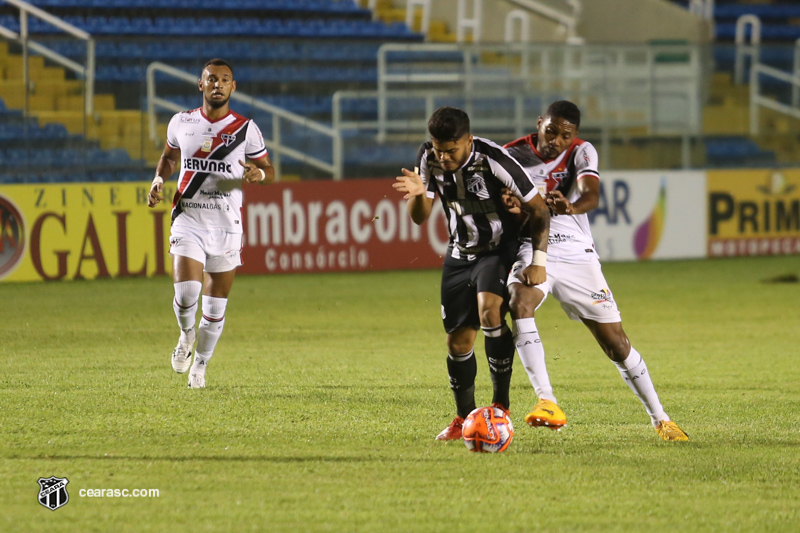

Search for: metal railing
xmin=508 ymin=0 xmax=583 ymax=44
xmin=734 ymin=14 xmax=760 ymax=85
xmin=406 ymin=0 xmax=431 ymax=36
xmin=505 ymin=10 xmax=531 ymax=43
xmin=146 ymin=62 xmax=343 ymax=181
xmin=792 ymin=38 xmax=800 ymax=108
xmin=333 ymin=89 xmax=534 ymax=138
xmin=376 ymin=42 xmax=703 ymax=142
xmin=0 ymin=0 xmax=95 ymax=114
xmin=457 ymin=0 xmax=483 ymax=43
xmin=749 ymin=62 xmax=800 ymax=135
xmin=333 ymin=88 xmax=695 ymax=169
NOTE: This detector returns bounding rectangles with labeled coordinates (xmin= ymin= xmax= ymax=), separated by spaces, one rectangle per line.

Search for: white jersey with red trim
xmin=505 ymin=134 xmax=600 ymax=263
xmin=166 ymin=107 xmax=267 ymax=234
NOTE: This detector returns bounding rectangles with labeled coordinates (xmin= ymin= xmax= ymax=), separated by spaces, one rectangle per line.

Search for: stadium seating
xmin=667 ymin=1 xmax=800 ymax=44
xmin=704 ymin=136 xmax=777 ymax=167
xmin=0 ymin=0 xmax=427 ymax=182
xmin=0 ymin=98 xmax=147 ymax=183
xmin=25 ymin=0 xmax=369 ymax=14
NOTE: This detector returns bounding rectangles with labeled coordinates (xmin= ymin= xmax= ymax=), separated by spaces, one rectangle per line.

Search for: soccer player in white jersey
xmin=147 ymin=58 xmax=274 ymax=389
xmin=503 ymin=100 xmax=689 ymax=441
xmin=393 ymin=107 xmax=550 ymax=441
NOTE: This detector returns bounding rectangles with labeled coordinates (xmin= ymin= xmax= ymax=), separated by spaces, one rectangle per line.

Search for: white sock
xmin=513 ymin=318 xmax=557 ymax=403
xmin=173 ymin=281 xmax=201 ymax=339
xmin=613 ymin=347 xmax=669 ymax=426
xmin=194 ymin=295 xmax=227 ymax=369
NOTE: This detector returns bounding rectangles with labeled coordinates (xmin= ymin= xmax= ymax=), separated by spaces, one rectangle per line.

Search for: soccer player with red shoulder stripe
xmin=147 ymin=58 xmax=274 ymax=389
xmin=503 ymin=100 xmax=688 ymax=441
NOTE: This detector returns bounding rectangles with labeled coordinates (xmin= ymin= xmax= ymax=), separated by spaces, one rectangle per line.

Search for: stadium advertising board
xmin=7 ymin=169 xmax=796 ymax=282
xmin=240 ymin=179 xmax=447 ymax=274
xmin=588 ymin=171 xmax=707 ymax=262
xmin=0 ymin=179 xmax=448 ymax=282
xmin=0 ymin=182 xmax=173 ymax=282
xmin=707 ymin=169 xmax=800 ymax=257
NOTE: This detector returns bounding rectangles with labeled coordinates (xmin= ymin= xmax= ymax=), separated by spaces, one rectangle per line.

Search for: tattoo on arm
xmin=528 ymin=201 xmax=550 ymax=252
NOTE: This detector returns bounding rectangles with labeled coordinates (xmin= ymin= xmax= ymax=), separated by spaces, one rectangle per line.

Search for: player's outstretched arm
xmin=521 ymin=194 xmax=550 ymax=286
xmin=393 ymin=167 xmax=433 ymax=225
xmin=148 ymin=144 xmax=180 ymax=208
xmin=239 ymin=153 xmax=275 ymax=185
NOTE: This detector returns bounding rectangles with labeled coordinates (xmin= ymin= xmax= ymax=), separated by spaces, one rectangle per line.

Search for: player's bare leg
xmin=583 ymin=320 xmax=688 ymax=441
xmin=477 ymin=291 xmax=515 ymax=413
xmin=437 ymin=326 xmax=478 ymax=440
xmin=509 ymin=283 xmax=566 ymax=430
xmin=188 ymin=269 xmax=236 ymax=389
xmin=171 ymin=255 xmax=204 ymax=374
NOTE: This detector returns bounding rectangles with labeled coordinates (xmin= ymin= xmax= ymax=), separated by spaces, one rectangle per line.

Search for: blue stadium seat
xmin=92 ymin=171 xmax=116 ymax=182
xmin=43 ymin=123 xmax=68 ymax=139
xmin=705 ymin=137 xmax=776 ymax=167
xmin=715 ymin=4 xmax=800 ymax=20
xmin=0 ymin=173 xmax=25 ymax=184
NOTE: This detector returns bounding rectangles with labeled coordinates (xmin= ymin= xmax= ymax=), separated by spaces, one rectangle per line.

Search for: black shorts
xmin=440 ymin=243 xmax=518 ymax=334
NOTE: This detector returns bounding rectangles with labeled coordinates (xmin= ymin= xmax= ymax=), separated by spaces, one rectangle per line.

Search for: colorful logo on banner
xmin=632 ymin=179 xmax=666 ymax=260
xmin=0 ymin=194 xmax=26 ymax=280
xmin=708 ymin=170 xmax=800 ymax=257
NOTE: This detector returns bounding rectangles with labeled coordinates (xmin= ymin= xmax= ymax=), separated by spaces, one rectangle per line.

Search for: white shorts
xmin=169 ymin=225 xmax=242 ymax=273
xmin=508 ymin=241 xmax=621 ymax=323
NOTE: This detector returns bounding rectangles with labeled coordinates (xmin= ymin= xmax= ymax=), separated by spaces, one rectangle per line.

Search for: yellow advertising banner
xmin=0 ymin=182 xmax=176 ymax=282
xmin=707 ymin=169 xmax=800 ymax=257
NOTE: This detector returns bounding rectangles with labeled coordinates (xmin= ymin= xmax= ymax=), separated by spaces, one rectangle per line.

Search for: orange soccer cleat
xmin=524 ymin=399 xmax=567 ymax=430
xmin=436 ymin=416 xmax=465 ymax=440
xmin=655 ymin=420 xmax=689 ymax=441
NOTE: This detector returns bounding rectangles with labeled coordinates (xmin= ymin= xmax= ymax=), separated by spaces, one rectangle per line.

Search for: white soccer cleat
xmin=187 ymin=372 xmax=206 ymax=389
xmin=187 ymin=357 xmax=207 ymax=389
xmin=171 ymin=329 xmax=195 ymax=374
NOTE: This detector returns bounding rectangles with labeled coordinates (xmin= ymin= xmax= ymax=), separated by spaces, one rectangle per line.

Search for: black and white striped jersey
xmin=416 ymin=136 xmax=538 ymax=261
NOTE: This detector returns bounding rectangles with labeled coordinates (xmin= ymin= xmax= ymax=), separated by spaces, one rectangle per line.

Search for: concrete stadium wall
xmin=393 ymin=0 xmax=711 ymax=44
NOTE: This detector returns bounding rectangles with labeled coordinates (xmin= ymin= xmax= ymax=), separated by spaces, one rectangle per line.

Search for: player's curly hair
xmin=428 ymin=106 xmax=470 ymax=142
xmin=545 ymin=100 xmax=581 ymax=129
xmin=201 ymin=58 xmax=234 ymax=78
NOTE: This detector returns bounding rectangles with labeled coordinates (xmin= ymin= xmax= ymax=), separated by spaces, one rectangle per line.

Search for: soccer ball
xmin=462 ymin=406 xmax=514 ymax=453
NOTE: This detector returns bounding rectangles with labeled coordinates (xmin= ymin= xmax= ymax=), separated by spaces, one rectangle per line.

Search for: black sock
xmin=484 ymin=326 xmax=514 ymax=409
xmin=447 ymin=350 xmax=477 ymax=418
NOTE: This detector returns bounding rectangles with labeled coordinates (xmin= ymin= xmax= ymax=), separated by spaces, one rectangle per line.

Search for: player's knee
xmin=447 ymin=339 xmax=473 ymax=355
xmin=509 ymin=286 xmax=540 ymax=319
xmin=509 ymin=292 xmax=534 ymax=319
xmin=478 ymin=307 xmax=502 ymax=328
xmin=174 ymin=280 xmax=202 ymax=308
xmin=599 ymin=334 xmax=630 ymax=362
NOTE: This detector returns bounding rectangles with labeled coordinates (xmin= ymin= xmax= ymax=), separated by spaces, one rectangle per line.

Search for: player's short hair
xmin=545 ymin=100 xmax=581 ymax=129
xmin=201 ymin=58 xmax=234 ymax=78
xmin=428 ymin=106 xmax=470 ymax=142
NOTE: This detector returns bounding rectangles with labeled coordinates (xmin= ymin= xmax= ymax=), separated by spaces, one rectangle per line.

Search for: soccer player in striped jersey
xmin=503 ymin=100 xmax=688 ymax=441
xmin=393 ymin=106 xmax=550 ymax=440
xmin=147 ymin=58 xmax=274 ymax=389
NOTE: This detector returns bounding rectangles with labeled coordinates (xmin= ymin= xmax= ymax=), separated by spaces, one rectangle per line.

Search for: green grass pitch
xmin=1 ymin=256 xmax=799 ymax=532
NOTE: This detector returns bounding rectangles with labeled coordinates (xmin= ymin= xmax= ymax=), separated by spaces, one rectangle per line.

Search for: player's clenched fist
xmin=521 ymin=264 xmax=546 ymax=286
xmin=239 ymin=160 xmax=271 ymax=184
xmin=393 ymin=168 xmax=426 ymax=199
xmin=147 ymin=176 xmax=164 ymax=207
